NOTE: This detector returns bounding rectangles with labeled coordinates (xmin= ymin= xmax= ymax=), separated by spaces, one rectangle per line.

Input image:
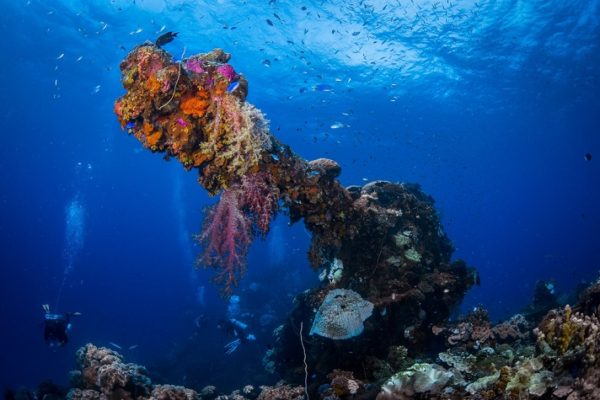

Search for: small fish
xmin=130 ymin=28 xmax=143 ymax=35
xmin=76 ymin=56 xmax=83 ymax=62
xmin=472 ymin=270 xmax=481 ymax=286
xmin=91 ymin=85 xmax=101 ymax=94
xmin=584 ymin=153 xmax=592 ymax=161
xmin=262 ymin=59 xmax=271 ymax=67
xmin=109 ymin=342 xmax=122 ymax=350
xmin=56 ymin=53 xmax=64 ymax=60
xmin=128 ymin=344 xmax=139 ymax=350
xmin=271 ymin=154 xmax=280 ymax=162
xmin=226 ymin=81 xmax=239 ymax=93
xmin=313 ymin=83 xmax=333 ymax=92
xmin=176 ymin=118 xmax=187 ymax=127
xmin=330 ymin=122 xmax=344 ymax=129
xmin=155 ymin=31 xmax=177 ymax=47
xmin=266 ymin=19 xmax=274 ymax=26
xmin=125 ymin=121 xmax=136 ymax=129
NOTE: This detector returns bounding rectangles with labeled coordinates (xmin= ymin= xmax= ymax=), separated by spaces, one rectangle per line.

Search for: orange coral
xmin=114 ymin=101 xmax=123 ymax=123
xmin=142 ymin=122 xmax=154 ymax=135
xmin=145 ymin=74 xmax=162 ymax=95
xmin=146 ymin=131 xmax=162 ymax=148
xmin=180 ymin=95 xmax=209 ymax=117
xmin=213 ymin=80 xmax=229 ymax=97
xmin=192 ymin=150 xmax=210 ymax=167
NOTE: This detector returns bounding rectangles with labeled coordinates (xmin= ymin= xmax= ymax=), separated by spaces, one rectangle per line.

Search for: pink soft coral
xmin=198 ymin=189 xmax=252 ymax=295
xmin=197 ymin=172 xmax=279 ymax=295
xmin=239 ymin=172 xmax=279 ymax=236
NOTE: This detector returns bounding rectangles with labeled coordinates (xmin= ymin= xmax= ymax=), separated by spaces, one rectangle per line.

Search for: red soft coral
xmin=198 ymin=189 xmax=252 ymax=296
xmin=197 ymin=172 xmax=280 ymax=295
xmin=239 ymin=172 xmax=279 ymax=236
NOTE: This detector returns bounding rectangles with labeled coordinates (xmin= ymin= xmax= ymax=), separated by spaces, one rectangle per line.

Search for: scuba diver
xmin=219 ymin=318 xmax=256 ymax=355
xmin=42 ymin=304 xmax=80 ymax=347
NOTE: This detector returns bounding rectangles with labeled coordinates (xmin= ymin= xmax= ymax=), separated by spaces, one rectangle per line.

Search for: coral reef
xmin=110 ymin=43 xmax=600 ymax=400
xmin=68 ymin=344 xmax=154 ymax=399
xmin=264 ymin=181 xmax=475 ymax=382
xmin=377 ymin=363 xmax=453 ymax=400
xmin=115 ymin=42 xmax=476 ymax=354
xmin=115 ymin=43 xmax=528 ymax=399
xmin=255 ymin=384 xmax=305 ymax=400
xmin=64 ymin=344 xmax=307 ymax=400
xmin=18 ymin=276 xmax=600 ymax=400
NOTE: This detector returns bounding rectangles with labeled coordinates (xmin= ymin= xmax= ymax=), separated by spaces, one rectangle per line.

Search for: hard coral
xmin=68 ymin=344 xmax=198 ymax=400
xmin=70 ymin=344 xmax=152 ymax=399
xmin=256 ymin=384 xmax=304 ymax=400
xmin=326 ymin=370 xmax=364 ymax=398
xmin=151 ymin=385 xmax=198 ymax=400
xmin=535 ymin=304 xmax=600 ymax=361
xmin=493 ymin=314 xmax=531 ymax=343
xmin=377 ymin=363 xmax=453 ymax=400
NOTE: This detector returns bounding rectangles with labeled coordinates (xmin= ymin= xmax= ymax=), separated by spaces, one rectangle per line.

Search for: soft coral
xmin=197 ymin=172 xmax=279 ymax=295
xmin=198 ymin=188 xmax=252 ymax=296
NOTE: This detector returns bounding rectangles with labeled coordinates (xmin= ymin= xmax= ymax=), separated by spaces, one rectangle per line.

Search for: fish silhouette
xmin=155 ymin=31 xmax=178 ymax=47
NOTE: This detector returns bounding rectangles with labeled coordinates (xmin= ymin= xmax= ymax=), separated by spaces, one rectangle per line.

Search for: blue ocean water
xmin=0 ymin=0 xmax=598 ymax=392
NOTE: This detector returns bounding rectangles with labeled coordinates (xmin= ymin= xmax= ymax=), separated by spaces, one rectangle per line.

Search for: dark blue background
xmin=0 ymin=0 xmax=598 ymax=392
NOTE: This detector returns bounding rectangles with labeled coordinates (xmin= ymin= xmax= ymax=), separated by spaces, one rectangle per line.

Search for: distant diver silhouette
xmin=43 ymin=304 xmax=80 ymax=347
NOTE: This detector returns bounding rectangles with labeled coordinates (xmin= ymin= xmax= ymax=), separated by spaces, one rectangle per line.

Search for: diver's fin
xmin=42 ymin=304 xmax=50 ymax=313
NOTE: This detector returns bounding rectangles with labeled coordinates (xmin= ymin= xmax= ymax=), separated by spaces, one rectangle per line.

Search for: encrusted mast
xmin=115 ymin=44 xmax=475 ymax=373
xmin=114 ymin=44 xmax=359 ymax=293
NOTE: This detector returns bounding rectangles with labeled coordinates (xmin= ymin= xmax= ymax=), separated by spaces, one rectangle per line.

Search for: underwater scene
xmin=1 ymin=0 xmax=599 ymax=399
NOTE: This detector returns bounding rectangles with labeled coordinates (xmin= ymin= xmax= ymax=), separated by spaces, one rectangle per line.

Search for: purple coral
xmin=216 ymin=64 xmax=237 ymax=81
xmin=184 ymin=58 xmax=205 ymax=74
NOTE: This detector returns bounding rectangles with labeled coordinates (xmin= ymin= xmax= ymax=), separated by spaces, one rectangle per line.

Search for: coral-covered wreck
xmin=104 ymin=42 xmax=600 ymax=399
